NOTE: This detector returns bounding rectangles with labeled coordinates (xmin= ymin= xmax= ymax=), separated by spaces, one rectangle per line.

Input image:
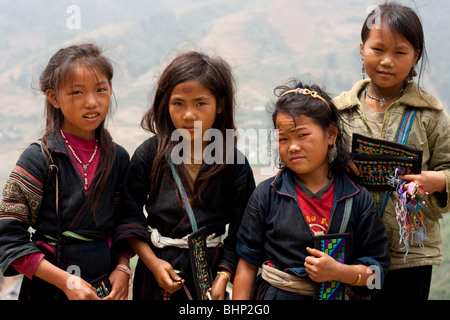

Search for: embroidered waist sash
xmin=261 ymin=264 xmax=315 ymax=296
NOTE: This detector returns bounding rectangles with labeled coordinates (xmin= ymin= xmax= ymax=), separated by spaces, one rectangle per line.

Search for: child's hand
xmin=345 ymin=160 xmax=360 ymax=176
xmin=151 ymin=258 xmax=184 ymax=294
xmin=304 ymin=247 xmax=340 ymax=283
xmin=63 ymin=277 xmax=101 ymax=300
xmin=209 ymin=271 xmax=231 ymax=300
xmin=399 ymin=171 xmax=446 ymax=195
xmin=104 ymin=269 xmax=130 ymax=300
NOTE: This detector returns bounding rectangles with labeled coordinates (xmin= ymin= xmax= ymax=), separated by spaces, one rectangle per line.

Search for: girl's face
xmin=46 ymin=65 xmax=112 ymax=140
xmin=360 ymin=25 xmax=420 ymax=92
xmin=169 ymin=80 xmax=222 ymax=150
xmin=276 ymin=112 xmax=336 ymax=183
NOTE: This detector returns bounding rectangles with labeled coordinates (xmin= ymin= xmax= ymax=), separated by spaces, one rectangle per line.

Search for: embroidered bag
xmin=351 ymin=108 xmax=427 ymax=260
xmin=314 ymin=233 xmax=349 ymax=300
xmin=313 ymin=197 xmax=352 ymax=300
xmin=351 ymin=133 xmax=422 ymax=191
xmin=165 ymin=153 xmax=212 ymax=300
xmin=187 ymin=227 xmax=212 ymax=300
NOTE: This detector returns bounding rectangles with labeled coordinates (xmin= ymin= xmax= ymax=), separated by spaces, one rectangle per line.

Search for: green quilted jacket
xmin=333 ymin=79 xmax=450 ymax=270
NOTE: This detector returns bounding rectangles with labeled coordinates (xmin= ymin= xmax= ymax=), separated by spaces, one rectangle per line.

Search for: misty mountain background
xmin=0 ymin=0 xmax=449 ymax=299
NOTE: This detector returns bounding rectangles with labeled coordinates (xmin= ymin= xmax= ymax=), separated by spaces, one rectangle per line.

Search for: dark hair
xmin=361 ymin=2 xmax=427 ymax=82
xmin=39 ymin=43 xmax=116 ymax=215
xmin=272 ymin=79 xmax=352 ymax=173
xmin=141 ymin=50 xmax=236 ymax=203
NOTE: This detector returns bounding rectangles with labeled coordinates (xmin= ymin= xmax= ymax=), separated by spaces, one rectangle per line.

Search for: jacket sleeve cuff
xmin=236 ymin=240 xmax=264 ymax=267
xmin=11 ymin=253 xmax=45 ymax=279
xmin=427 ymin=170 xmax=450 ymax=214
xmin=350 ymin=257 xmax=385 ymax=296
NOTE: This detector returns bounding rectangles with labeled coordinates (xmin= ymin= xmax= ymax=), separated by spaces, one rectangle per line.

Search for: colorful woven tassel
xmin=391 ymin=168 xmax=428 ymax=261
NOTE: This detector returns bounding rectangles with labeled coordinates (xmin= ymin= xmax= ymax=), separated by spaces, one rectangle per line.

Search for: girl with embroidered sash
xmin=333 ymin=3 xmax=450 ymax=301
xmin=233 ymin=80 xmax=390 ymax=300
xmin=115 ymin=51 xmax=255 ymax=300
xmin=0 ymin=44 xmax=131 ymax=300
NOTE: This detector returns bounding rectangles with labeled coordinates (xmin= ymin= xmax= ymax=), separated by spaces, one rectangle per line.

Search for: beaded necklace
xmin=60 ymin=129 xmax=98 ymax=190
xmin=365 ymin=84 xmax=404 ymax=107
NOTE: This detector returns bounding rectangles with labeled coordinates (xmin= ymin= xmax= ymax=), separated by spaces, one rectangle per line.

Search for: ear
xmin=327 ymin=124 xmax=338 ymax=145
xmin=108 ymin=80 xmax=113 ymax=96
xmin=216 ymin=97 xmax=225 ymax=114
xmin=359 ymin=42 xmax=364 ymax=61
xmin=46 ymin=89 xmax=59 ymax=108
xmin=413 ymin=49 xmax=421 ymax=67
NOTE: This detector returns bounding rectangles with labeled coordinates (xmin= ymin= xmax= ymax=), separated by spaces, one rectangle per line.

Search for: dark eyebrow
xmin=97 ymin=80 xmax=109 ymax=86
xmin=291 ymin=126 xmax=307 ymax=132
xmin=71 ymin=80 xmax=109 ymax=88
xmin=193 ymin=96 xmax=210 ymax=100
xmin=396 ymin=45 xmax=410 ymax=51
xmin=370 ymin=40 xmax=385 ymax=47
xmin=278 ymin=126 xmax=307 ymax=134
xmin=170 ymin=96 xmax=211 ymax=101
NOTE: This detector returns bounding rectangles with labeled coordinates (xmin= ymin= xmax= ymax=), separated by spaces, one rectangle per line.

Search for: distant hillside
xmin=1 ymin=0 xmax=449 ymax=175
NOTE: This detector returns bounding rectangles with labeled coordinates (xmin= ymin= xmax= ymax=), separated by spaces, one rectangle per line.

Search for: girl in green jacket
xmin=333 ymin=2 xmax=450 ymax=300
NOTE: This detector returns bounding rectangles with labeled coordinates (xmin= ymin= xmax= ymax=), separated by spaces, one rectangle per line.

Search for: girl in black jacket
xmin=233 ymin=80 xmax=390 ymax=300
xmin=115 ymin=51 xmax=255 ymax=300
xmin=0 ymin=43 xmax=130 ymax=300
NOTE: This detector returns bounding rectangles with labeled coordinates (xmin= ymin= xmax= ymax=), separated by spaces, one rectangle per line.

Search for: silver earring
xmin=406 ymin=68 xmax=417 ymax=85
xmin=361 ymin=64 xmax=366 ymax=80
xmin=328 ymin=143 xmax=337 ymax=164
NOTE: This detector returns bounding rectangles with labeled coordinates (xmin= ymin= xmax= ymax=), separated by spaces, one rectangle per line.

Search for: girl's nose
xmin=289 ymin=143 xmax=301 ymax=153
xmin=85 ymin=94 xmax=98 ymax=108
xmin=380 ymin=55 xmax=394 ymax=67
xmin=183 ymin=110 xmax=196 ymax=121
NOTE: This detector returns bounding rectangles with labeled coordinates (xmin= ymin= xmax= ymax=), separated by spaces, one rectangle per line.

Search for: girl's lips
xmin=83 ymin=113 xmax=99 ymax=119
xmin=289 ymin=155 xmax=304 ymax=162
xmin=378 ymin=70 xmax=394 ymax=76
xmin=183 ymin=126 xmax=197 ymax=132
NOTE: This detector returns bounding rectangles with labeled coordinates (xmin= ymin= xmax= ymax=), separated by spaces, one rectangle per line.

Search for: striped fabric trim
xmin=62 ymin=231 xmax=95 ymax=241
xmin=40 ymin=231 xmax=95 ymax=245
xmin=0 ymin=166 xmax=43 ymax=224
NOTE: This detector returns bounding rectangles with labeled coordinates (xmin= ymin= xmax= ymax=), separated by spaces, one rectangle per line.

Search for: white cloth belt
xmin=148 ymin=226 xmax=222 ymax=249
xmin=261 ymin=264 xmax=315 ymax=296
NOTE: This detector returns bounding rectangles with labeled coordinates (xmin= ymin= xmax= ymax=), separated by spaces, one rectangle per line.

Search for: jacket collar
xmin=333 ymin=79 xmax=443 ymax=111
xmin=270 ymin=168 xmax=360 ymax=203
xmin=44 ymin=131 xmax=70 ymax=155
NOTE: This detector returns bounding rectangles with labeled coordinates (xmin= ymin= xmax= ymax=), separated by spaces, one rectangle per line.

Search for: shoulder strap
xmin=395 ymin=107 xmax=418 ymax=144
xmin=33 ymin=139 xmax=59 ymax=184
xmin=339 ymin=197 xmax=353 ymax=233
xmin=33 ymin=140 xmax=64 ymax=267
xmin=32 ymin=139 xmax=59 ymax=179
xmin=165 ymin=152 xmax=198 ymax=232
xmin=379 ymin=107 xmax=417 ymax=215
xmin=33 ymin=139 xmax=52 ymax=161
